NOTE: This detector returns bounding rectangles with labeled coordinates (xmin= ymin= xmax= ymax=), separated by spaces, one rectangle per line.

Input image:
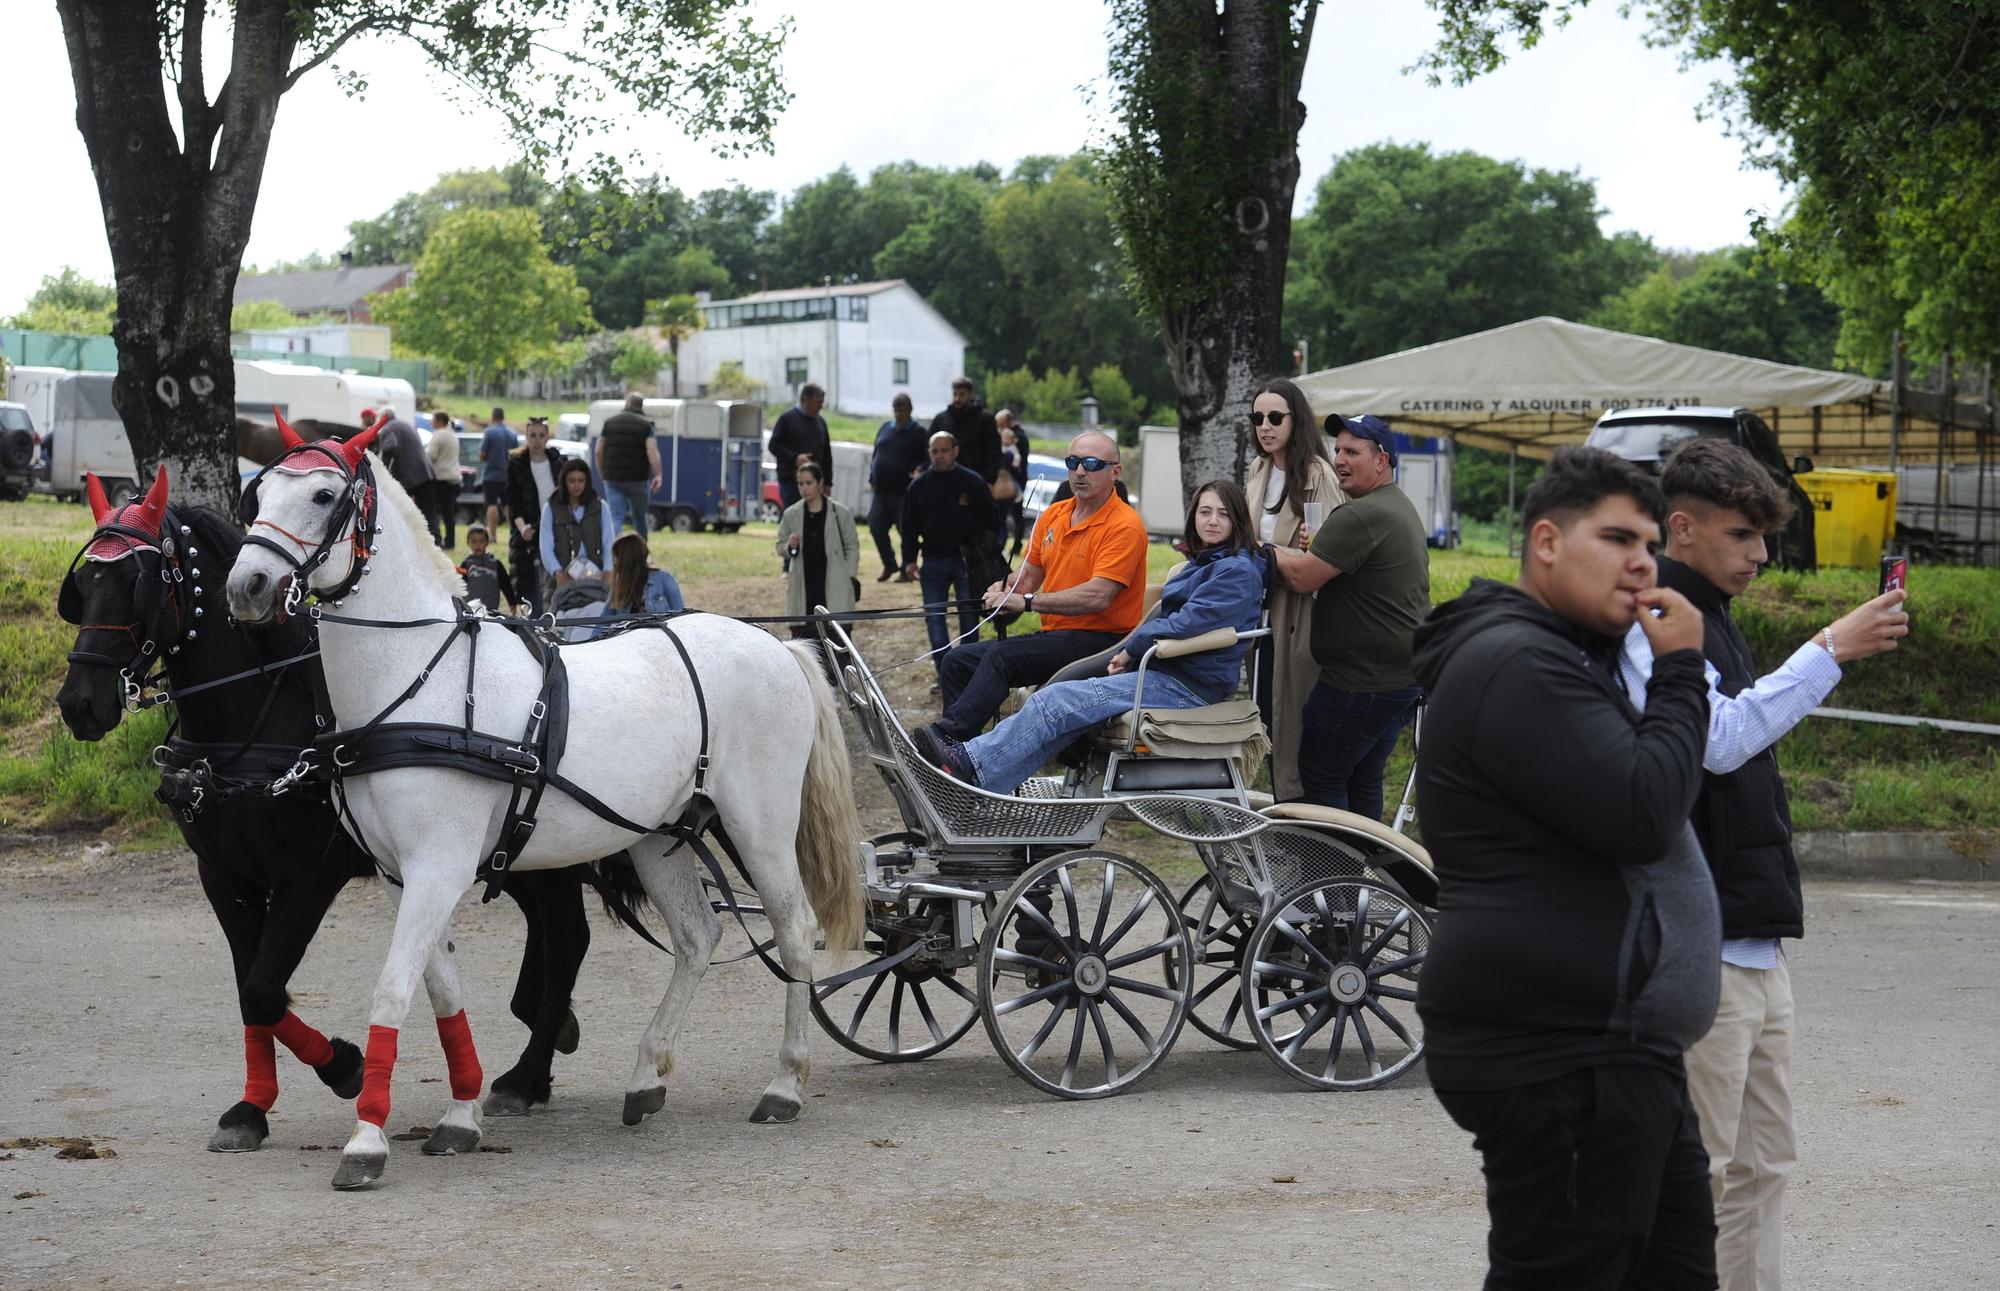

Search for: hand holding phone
xmin=1829 ymin=582 xmax=1909 ymax=662
xmin=1879 ymin=554 xmax=1909 ymax=596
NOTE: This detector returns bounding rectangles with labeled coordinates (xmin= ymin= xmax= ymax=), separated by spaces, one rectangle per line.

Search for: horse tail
xmin=591 ymin=852 xmax=656 ymax=920
xmin=784 ymin=641 xmax=864 ymax=953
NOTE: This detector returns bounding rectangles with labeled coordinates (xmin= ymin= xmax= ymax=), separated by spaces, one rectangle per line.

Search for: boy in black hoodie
xmin=1413 ymin=446 xmax=1720 ymax=1289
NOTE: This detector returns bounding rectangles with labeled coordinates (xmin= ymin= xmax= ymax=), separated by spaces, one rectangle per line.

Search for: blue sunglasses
xmin=1064 ymin=454 xmax=1118 ymax=473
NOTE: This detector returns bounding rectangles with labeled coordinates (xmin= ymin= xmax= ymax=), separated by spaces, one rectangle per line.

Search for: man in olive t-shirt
xmin=596 ymin=392 xmax=663 ymax=537
xmin=1270 ymin=414 xmax=1430 ymax=817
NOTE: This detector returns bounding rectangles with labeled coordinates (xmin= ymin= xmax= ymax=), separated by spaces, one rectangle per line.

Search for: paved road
xmin=2 ymin=843 xmax=1995 ymax=1289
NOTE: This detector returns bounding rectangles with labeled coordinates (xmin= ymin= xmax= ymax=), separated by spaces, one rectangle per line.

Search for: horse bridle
xmin=60 ymin=519 xmax=200 ymax=711
xmin=240 ymin=441 xmax=380 ymax=614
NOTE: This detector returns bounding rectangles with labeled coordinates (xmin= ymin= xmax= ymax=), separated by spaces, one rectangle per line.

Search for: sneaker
xmin=877 ymin=567 xmax=895 ymax=582
xmin=912 ymin=724 xmax=981 ymax=788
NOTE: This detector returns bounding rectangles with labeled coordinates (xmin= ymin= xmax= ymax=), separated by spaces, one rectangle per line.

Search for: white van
xmin=233 ymin=360 xmax=416 ymax=426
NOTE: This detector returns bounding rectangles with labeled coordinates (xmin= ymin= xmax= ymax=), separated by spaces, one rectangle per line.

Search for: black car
xmin=1585 ymin=406 xmax=1817 ymax=572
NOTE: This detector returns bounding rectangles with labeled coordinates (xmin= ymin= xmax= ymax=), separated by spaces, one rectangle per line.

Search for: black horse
xmin=55 ymin=470 xmax=612 ymax=1149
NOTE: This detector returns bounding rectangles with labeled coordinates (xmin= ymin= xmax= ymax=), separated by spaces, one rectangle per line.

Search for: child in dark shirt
xmin=458 ymin=522 xmax=519 ymax=613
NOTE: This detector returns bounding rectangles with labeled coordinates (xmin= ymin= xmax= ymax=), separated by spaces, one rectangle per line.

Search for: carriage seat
xmin=1261 ymin=801 xmax=1434 ymax=872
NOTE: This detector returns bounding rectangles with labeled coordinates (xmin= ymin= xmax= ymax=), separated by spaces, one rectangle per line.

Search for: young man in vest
xmin=1618 ymin=438 xmax=1908 ymax=1290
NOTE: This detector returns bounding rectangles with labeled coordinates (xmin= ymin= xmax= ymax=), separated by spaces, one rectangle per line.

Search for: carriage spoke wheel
xmin=978 ymin=850 xmax=1192 ymax=1100
xmin=1242 ymin=878 xmax=1429 ymax=1091
xmin=811 ymin=893 xmax=988 ymax=1063
xmin=1171 ymin=873 xmax=1263 ymax=1051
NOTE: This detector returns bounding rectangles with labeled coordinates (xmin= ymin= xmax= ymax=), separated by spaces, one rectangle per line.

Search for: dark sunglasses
xmin=1064 ymin=454 xmax=1118 ymax=472
xmin=1249 ymin=410 xmax=1290 ymax=427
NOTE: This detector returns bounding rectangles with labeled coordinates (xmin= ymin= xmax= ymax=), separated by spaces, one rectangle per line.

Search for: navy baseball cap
xmin=1330 ymin=413 xmax=1397 ymax=466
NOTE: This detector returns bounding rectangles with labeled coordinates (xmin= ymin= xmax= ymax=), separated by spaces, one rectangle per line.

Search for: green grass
xmin=5 ymin=491 xmax=1996 ymax=838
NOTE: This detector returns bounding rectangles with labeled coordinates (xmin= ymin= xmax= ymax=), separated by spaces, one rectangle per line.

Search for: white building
xmin=676 ymin=279 xmax=967 ymax=417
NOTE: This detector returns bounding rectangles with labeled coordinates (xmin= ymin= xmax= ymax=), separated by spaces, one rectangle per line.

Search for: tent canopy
xmin=1293 ymin=317 xmax=1959 ymax=463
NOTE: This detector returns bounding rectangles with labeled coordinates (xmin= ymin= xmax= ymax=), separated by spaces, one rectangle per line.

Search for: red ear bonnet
xmin=337 ymin=414 xmax=389 ymax=470
xmin=274 ymin=409 xmax=305 ymax=449
xmin=133 ymin=464 xmax=169 ymax=538
xmin=85 ymin=472 xmax=115 ymax=523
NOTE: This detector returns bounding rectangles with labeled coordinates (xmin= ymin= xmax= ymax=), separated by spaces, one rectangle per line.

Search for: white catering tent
xmin=1293 ymin=317 xmax=1907 ymax=463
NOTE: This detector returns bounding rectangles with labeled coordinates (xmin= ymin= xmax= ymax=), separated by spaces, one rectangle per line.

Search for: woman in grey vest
xmin=539 ymin=457 xmax=615 ymax=590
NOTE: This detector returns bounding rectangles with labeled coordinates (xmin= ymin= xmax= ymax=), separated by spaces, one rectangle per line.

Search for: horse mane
xmin=170 ymin=503 xmax=315 ymax=656
xmin=370 ymin=458 xmax=467 ymax=595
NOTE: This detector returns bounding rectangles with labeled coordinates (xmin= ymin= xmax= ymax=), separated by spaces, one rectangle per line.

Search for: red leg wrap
xmin=242 ymin=1025 xmax=278 ymax=1110
xmin=435 ymin=1010 xmax=483 ymax=1102
xmin=271 ymin=1009 xmax=334 ymax=1068
xmin=355 ymin=1025 xmax=398 ymax=1127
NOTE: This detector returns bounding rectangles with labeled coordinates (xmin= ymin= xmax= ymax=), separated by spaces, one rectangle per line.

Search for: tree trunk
xmin=1171 ymin=2 xmax=1311 ymax=501
xmin=57 ymin=0 xmax=293 ymax=513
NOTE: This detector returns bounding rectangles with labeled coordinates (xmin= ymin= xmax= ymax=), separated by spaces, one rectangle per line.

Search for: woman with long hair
xmin=914 ymin=479 xmax=1267 ymax=794
xmin=608 ymin=533 xmax=685 ymax=614
xmin=1243 ymin=376 xmax=1344 ymax=800
xmin=539 ymin=456 xmax=616 ymax=589
xmin=776 ymin=460 xmax=861 ymax=626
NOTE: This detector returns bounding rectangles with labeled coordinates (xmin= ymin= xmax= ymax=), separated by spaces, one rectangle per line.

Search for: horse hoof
xmin=749 ymin=1093 xmax=802 ymax=1125
xmin=555 ymin=1008 xmax=580 ymax=1055
xmin=621 ymin=1086 xmax=666 ymax=1127
xmin=332 ymin=1151 xmax=387 ymax=1190
xmin=317 ymin=1036 xmax=365 ymax=1100
xmin=422 ymin=1124 xmax=481 ymax=1156
xmin=209 ymin=1101 xmax=270 ymax=1152
xmin=483 ymin=1088 xmax=533 ymax=1118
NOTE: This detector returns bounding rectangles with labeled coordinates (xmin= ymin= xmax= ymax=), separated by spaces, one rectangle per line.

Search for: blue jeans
xmin=1296 ymin=681 xmax=1421 ymax=821
xmin=966 ymin=670 xmax=1203 ymax=793
xmin=937 ymin=629 xmax=1125 ymax=741
xmin=919 ymin=556 xmax=976 ymax=664
xmin=603 ymin=478 xmax=652 ymax=536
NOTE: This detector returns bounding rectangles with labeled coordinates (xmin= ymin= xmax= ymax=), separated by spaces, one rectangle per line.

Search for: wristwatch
xmin=1023 ymin=593 xmax=1035 ymax=614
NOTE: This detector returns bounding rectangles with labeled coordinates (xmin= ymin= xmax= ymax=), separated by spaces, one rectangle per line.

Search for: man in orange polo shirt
xmin=927 ymin=430 xmax=1150 ymax=742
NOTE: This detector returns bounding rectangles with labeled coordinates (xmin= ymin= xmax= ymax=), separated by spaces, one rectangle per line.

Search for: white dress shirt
xmin=1620 ymin=620 xmax=1842 ymax=969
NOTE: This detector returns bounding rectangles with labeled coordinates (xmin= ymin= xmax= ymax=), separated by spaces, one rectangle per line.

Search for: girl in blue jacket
xmin=918 ymin=479 xmax=1267 ymax=793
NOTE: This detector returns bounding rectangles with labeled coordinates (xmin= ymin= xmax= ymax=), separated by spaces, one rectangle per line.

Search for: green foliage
xmin=707 ymin=359 xmax=763 ymax=400
xmin=1588 ymin=246 xmax=1842 ymax=369
xmin=372 ymin=208 xmax=593 ymax=384
xmin=985 ymin=366 xmax=1089 ymax=423
xmin=1421 ymin=1 xmax=2000 ymax=369
xmin=5 ymin=268 xmax=117 ymax=334
xmin=1087 ymin=364 xmax=1146 ymax=434
xmin=609 ymin=334 xmax=664 ymax=389
xmin=1451 ymin=444 xmax=1544 ymax=523
xmin=1286 ymin=142 xmax=1655 ymax=366
xmin=347 ymin=163 xmax=551 ymax=266
xmin=229 ymin=299 xmax=303 ymax=333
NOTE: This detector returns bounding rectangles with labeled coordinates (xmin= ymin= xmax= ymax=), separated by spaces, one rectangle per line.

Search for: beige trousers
xmin=1684 ymin=954 xmax=1798 ymax=1291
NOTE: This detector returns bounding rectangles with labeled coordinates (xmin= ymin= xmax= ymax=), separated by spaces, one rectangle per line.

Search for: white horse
xmin=224 ymin=422 xmax=863 ymax=1190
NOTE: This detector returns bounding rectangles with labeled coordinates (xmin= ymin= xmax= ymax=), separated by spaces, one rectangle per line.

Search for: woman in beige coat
xmin=777 ymin=460 xmax=861 ymax=622
xmin=1243 ymin=377 xmax=1344 ymax=801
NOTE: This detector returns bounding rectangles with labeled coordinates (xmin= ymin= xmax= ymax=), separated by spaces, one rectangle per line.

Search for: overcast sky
xmin=7 ymin=0 xmax=1787 ymax=314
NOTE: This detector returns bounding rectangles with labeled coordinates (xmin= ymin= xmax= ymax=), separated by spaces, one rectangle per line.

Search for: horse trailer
xmin=584 ymin=398 xmax=764 ymax=532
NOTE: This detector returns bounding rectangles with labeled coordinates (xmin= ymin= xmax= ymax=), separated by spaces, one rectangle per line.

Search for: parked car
xmin=1584 ymin=405 xmax=1817 ymax=571
xmin=451 ymin=427 xmax=587 ymax=522
xmin=0 ymin=401 xmax=38 ymax=501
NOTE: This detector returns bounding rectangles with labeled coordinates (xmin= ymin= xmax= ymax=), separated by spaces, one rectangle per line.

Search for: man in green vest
xmin=596 ymin=392 xmax=663 ymax=537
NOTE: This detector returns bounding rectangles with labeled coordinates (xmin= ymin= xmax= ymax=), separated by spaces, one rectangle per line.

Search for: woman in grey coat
xmin=777 ymin=460 xmax=861 ymax=620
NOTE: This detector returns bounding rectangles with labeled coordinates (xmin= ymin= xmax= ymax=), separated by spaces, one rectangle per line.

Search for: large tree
xmin=54 ymin=0 xmax=787 ymax=509
xmin=1285 ymin=142 xmax=1654 ymax=367
xmin=1100 ymin=0 xmax=1318 ymax=499
xmin=1421 ymin=0 xmax=2000 ymax=371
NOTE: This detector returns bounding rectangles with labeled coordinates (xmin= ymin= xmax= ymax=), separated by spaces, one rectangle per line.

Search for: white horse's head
xmin=225 ymin=412 xmax=385 ymax=625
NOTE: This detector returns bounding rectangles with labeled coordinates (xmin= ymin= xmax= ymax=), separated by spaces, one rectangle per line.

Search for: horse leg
xmin=415 ymin=923 xmax=484 ymax=1158
xmin=332 ymin=868 xmax=468 ymax=1190
xmin=747 ymin=877 xmax=819 ymax=1126
xmin=198 ymin=861 xmax=277 ymax=1153
xmin=486 ymin=868 xmax=590 ymax=1117
xmin=501 ymin=877 xmax=546 ymax=1031
xmin=248 ymin=866 xmax=364 ymax=1103
xmin=621 ymin=843 xmax=719 ymax=1127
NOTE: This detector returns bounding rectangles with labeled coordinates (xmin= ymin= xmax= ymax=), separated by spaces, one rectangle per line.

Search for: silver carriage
xmin=809 ymin=613 xmax=1439 ymax=1100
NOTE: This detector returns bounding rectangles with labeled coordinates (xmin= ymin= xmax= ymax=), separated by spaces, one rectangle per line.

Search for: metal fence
xmin=1 ymin=329 xmax=430 ymax=392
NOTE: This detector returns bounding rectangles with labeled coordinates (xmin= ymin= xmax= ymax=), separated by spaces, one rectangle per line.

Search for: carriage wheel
xmin=811 ymin=893 xmax=988 ymax=1063
xmin=977 ymin=850 xmax=1191 ymax=1100
xmin=1242 ymin=877 xmax=1429 ymax=1091
xmin=1172 ymin=873 xmax=1262 ymax=1051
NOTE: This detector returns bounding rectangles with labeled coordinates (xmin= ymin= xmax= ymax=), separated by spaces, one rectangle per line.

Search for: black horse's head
xmin=55 ymin=468 xmax=231 ymax=740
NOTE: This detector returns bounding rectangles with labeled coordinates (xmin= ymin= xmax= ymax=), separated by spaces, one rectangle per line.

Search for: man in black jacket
xmin=901 ymin=431 xmax=1000 ymax=674
xmin=1413 ymin=446 xmax=1720 ymax=1290
xmin=868 ymin=393 xmax=929 ymax=581
xmin=1620 ymin=439 xmax=1907 ymax=1291
xmin=931 ymin=377 xmax=1000 ymax=484
xmin=769 ymin=383 xmax=832 ymax=513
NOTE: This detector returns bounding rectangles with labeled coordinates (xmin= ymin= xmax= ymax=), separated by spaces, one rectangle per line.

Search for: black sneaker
xmin=912 ymin=724 xmax=981 ymax=788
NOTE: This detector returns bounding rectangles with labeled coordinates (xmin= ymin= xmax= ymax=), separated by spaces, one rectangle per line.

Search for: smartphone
xmin=1879 ymin=554 xmax=1908 ymax=596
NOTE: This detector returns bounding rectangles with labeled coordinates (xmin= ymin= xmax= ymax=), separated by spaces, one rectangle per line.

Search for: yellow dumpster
xmin=1797 ymin=469 xmax=1898 ymax=568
